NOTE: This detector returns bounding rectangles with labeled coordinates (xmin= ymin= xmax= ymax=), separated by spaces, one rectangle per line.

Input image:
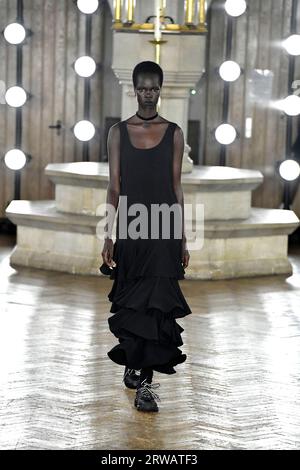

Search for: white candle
xmin=155 ymin=0 xmax=162 ymax=40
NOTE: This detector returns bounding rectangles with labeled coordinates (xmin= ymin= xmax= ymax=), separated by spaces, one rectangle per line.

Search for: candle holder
xmin=111 ymin=0 xmax=207 ymax=34
xmin=113 ymin=0 xmax=123 ymax=24
xmin=184 ymin=0 xmax=196 ymax=26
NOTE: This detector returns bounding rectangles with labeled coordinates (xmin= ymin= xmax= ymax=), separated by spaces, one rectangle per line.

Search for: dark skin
xmin=101 ymin=72 xmax=190 ymax=270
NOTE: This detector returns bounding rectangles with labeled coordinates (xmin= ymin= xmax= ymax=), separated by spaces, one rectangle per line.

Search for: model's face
xmin=134 ymin=74 xmax=161 ymax=108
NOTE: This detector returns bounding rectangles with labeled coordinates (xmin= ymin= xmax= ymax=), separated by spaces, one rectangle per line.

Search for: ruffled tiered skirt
xmin=104 ymin=238 xmax=192 ymax=375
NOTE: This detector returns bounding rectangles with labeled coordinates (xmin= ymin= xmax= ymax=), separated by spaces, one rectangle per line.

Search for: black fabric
xmin=139 ymin=367 xmax=153 ymax=386
xmin=103 ymin=120 xmax=192 ymax=375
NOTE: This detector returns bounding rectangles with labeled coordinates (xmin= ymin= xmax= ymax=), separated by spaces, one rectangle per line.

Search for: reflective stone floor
xmin=0 ymin=234 xmax=299 ymax=450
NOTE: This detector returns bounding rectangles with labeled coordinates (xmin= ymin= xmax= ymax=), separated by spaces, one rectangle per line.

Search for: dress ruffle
xmin=102 ymin=240 xmax=192 ymax=375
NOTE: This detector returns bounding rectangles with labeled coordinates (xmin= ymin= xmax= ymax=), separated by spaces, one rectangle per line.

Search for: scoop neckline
xmin=124 ymin=121 xmax=171 ymax=151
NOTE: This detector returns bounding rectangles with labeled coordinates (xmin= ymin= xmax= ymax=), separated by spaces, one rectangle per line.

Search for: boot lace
xmin=123 ymin=368 xmax=138 ymax=383
xmin=137 ymin=378 xmax=161 ymax=402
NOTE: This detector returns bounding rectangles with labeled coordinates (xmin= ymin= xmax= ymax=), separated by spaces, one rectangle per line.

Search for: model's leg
xmin=138 ymin=367 xmax=153 ymax=388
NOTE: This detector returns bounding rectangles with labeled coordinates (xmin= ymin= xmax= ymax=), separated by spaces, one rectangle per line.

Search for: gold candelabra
xmin=112 ymin=0 xmax=207 ymax=33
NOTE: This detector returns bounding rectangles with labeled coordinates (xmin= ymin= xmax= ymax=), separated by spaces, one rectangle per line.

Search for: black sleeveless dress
xmin=102 ymin=120 xmax=192 ymax=375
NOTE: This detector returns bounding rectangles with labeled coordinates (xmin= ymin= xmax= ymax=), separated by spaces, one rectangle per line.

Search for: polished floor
xmin=0 ymin=233 xmax=300 ymax=450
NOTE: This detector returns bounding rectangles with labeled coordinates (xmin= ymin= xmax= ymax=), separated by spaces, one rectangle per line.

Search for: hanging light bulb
xmin=77 ymin=0 xmax=99 ymax=14
xmin=5 ymin=86 xmax=27 ymax=107
xmin=283 ymin=34 xmax=300 ymax=56
xmin=279 ymin=159 xmax=300 ymax=181
xmin=74 ymin=56 xmax=96 ymax=77
xmin=215 ymin=123 xmax=237 ymax=145
xmin=4 ymin=149 xmax=27 ymax=170
xmin=224 ymin=0 xmax=247 ymax=17
xmin=73 ymin=120 xmax=95 ymax=141
xmin=280 ymin=95 xmax=300 ymax=116
xmin=219 ymin=60 xmax=241 ymax=82
xmin=4 ymin=22 xmax=26 ymax=44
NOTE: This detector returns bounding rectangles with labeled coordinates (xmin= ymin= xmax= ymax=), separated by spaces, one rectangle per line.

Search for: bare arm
xmin=172 ymin=125 xmax=190 ymax=269
xmin=101 ymin=123 xmax=120 ymax=266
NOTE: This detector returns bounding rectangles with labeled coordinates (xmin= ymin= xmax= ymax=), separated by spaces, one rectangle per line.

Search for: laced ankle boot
xmin=134 ymin=368 xmax=160 ymax=412
xmin=137 ymin=367 xmax=153 ymax=388
xmin=123 ymin=366 xmax=140 ymax=389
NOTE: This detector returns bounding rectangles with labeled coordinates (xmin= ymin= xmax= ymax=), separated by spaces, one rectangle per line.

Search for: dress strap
xmin=168 ymin=122 xmax=178 ymax=142
xmin=118 ymin=120 xmax=125 ymax=138
xmin=118 ymin=120 xmax=128 ymax=150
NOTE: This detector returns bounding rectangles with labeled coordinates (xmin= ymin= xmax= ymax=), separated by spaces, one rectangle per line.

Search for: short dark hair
xmin=132 ymin=61 xmax=163 ymax=88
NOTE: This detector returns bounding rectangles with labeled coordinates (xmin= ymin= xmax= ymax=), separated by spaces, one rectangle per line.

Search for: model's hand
xmin=181 ymin=239 xmax=190 ymax=269
xmin=101 ymin=238 xmax=116 ymax=268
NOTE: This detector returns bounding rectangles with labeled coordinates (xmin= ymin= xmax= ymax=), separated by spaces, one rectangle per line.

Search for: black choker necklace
xmin=136 ymin=111 xmax=158 ymax=121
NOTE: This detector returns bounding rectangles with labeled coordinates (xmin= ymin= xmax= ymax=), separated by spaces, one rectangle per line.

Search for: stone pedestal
xmin=5 ymin=161 xmax=300 ymax=279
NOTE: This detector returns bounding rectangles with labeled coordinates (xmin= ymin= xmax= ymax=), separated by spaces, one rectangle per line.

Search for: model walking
xmin=100 ymin=61 xmax=192 ymax=412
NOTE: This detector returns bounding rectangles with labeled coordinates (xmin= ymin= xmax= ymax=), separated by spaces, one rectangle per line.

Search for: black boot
xmin=134 ymin=378 xmax=161 ymax=412
xmin=123 ymin=366 xmax=140 ymax=389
